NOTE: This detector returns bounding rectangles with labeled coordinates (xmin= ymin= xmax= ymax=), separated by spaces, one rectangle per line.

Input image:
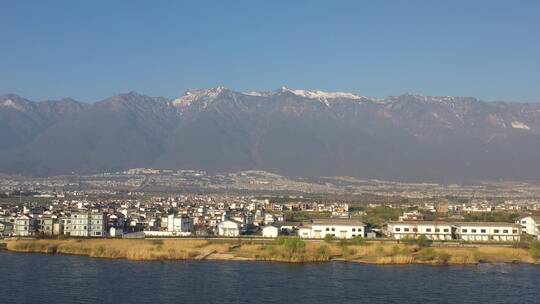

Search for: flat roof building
xmin=298 ymin=218 xmax=366 ymax=239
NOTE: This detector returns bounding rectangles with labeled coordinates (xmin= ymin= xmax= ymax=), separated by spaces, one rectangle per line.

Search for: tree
xmin=283 ymin=237 xmax=305 ymax=254
xmin=324 ymin=234 xmax=334 ymax=243
xmin=530 ymin=241 xmax=540 ymax=259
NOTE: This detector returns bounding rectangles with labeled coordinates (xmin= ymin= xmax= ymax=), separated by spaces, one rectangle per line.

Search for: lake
xmin=0 ymin=250 xmax=538 ymax=304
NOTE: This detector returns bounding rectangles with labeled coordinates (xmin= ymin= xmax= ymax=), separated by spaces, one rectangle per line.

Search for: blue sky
xmin=1 ymin=0 xmax=539 ymax=102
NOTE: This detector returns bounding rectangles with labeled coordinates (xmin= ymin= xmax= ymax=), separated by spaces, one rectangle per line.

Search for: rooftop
xmin=311 ymin=218 xmax=365 ymax=226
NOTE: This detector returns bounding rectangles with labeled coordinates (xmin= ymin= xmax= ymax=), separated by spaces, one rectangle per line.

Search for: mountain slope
xmin=0 ymin=94 xmax=87 ymax=150
xmin=1 ymin=87 xmax=540 ymax=182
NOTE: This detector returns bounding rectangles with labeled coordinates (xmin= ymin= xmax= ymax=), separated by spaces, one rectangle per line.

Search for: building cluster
xmin=5 ymin=169 xmax=540 ymax=203
xmin=1 ymin=195 xmax=539 ymax=243
xmin=0 ymin=195 xmax=352 ymax=239
xmin=385 ymin=213 xmax=540 ymax=242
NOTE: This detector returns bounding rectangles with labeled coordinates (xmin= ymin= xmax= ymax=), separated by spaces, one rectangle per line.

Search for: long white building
xmin=386 ymin=221 xmax=521 ymax=242
xmin=298 ymin=219 xmax=366 ymax=239
xmin=387 ymin=221 xmax=454 ymax=240
xmin=455 ymin=222 xmax=521 ymax=242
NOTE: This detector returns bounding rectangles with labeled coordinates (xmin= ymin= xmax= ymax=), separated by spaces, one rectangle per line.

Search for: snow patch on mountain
xmin=511 ymin=121 xmax=531 ymax=130
xmin=243 ymin=91 xmax=271 ymax=97
xmin=173 ymin=86 xmax=227 ymax=107
xmin=0 ymin=99 xmax=24 ymax=111
xmin=281 ymin=86 xmax=362 ymax=100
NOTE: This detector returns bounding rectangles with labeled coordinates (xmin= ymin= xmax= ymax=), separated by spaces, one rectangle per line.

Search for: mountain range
xmin=1 ymin=87 xmax=540 ymax=183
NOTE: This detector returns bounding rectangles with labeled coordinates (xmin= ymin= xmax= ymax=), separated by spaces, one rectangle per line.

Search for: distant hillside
xmin=1 ymin=87 xmax=540 ymax=182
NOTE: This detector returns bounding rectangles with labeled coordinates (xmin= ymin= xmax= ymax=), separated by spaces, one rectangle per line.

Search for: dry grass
xmin=475 ymin=246 xmax=532 ymax=263
xmin=7 ymin=239 xmax=213 ymax=260
xmin=375 ymin=255 xmax=415 ymax=264
xmin=5 ymin=239 xmax=539 ymax=265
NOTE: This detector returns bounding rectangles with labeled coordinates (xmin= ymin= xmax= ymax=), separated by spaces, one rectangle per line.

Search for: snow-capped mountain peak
xmin=283 ymin=87 xmax=363 ymax=100
xmin=0 ymin=98 xmax=25 ymax=111
xmin=243 ymin=87 xmax=366 ymax=107
xmin=243 ymin=87 xmax=364 ymax=101
xmin=173 ymin=86 xmax=228 ymax=107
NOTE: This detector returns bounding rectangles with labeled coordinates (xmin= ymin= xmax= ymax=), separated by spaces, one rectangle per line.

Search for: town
xmin=1 ymin=186 xmax=539 ymax=243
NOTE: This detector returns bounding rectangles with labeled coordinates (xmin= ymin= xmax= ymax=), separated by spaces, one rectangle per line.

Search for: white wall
xmin=517 ymin=217 xmax=539 ymax=238
xmin=218 ymin=221 xmax=240 ymax=237
xmin=388 ymin=222 xmax=453 ymax=240
xmin=262 ymin=226 xmax=278 ymax=238
xmin=458 ymin=224 xmax=521 ymax=242
xmin=300 ymin=224 xmax=365 ymax=239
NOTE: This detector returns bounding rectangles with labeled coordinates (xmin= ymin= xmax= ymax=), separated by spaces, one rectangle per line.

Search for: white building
xmin=387 ymin=221 xmax=454 ymax=241
xmin=386 ymin=221 xmax=522 ymax=242
xmin=1 ymin=221 xmax=14 ymax=236
xmin=398 ymin=211 xmax=424 ymax=221
xmin=167 ymin=214 xmax=193 ymax=233
xmin=109 ymin=227 xmax=124 ymax=237
xmin=63 ymin=212 xmax=106 ymax=237
xmin=298 ymin=226 xmax=312 ymax=238
xmin=217 ymin=220 xmax=240 ymax=237
xmin=456 ymin=222 xmax=521 ymax=242
xmin=516 ymin=216 xmax=540 ymax=239
xmin=14 ymin=215 xmax=34 ymax=236
xmin=298 ymin=219 xmax=366 ymax=239
xmin=262 ymin=225 xmax=279 ymax=238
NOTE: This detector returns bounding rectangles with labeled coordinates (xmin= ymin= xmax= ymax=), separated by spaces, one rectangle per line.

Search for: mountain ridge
xmin=1 ymin=87 xmax=540 ymax=182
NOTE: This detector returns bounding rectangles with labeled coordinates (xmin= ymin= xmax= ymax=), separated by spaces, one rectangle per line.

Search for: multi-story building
xmin=386 ymin=221 xmax=522 ymax=242
xmin=13 ymin=215 xmax=34 ymax=236
xmin=387 ymin=221 xmax=454 ymax=241
xmin=167 ymin=214 xmax=193 ymax=233
xmin=298 ymin=218 xmax=366 ymax=239
xmin=217 ymin=220 xmax=240 ymax=237
xmin=63 ymin=212 xmax=106 ymax=237
xmin=455 ymin=222 xmax=521 ymax=242
xmin=0 ymin=221 xmax=13 ymax=236
xmin=36 ymin=215 xmax=55 ymax=236
xmin=516 ymin=216 xmax=540 ymax=239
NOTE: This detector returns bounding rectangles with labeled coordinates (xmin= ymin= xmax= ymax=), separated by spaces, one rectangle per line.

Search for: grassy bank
xmin=4 ymin=238 xmax=540 ymax=265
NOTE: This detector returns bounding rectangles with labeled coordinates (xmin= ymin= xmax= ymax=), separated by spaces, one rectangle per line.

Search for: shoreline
xmin=2 ymin=238 xmax=539 ymax=266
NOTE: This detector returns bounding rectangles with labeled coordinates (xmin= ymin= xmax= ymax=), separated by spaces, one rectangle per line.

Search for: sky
xmin=1 ymin=0 xmax=539 ymax=102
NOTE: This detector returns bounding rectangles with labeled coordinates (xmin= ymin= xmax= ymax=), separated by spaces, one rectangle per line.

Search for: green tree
xmin=283 ymin=237 xmax=305 ymax=254
xmin=351 ymin=235 xmax=366 ymax=245
xmin=316 ymin=245 xmax=331 ymax=260
xmin=530 ymin=241 xmax=540 ymax=259
xmin=416 ymin=235 xmax=429 ymax=247
xmin=324 ymin=234 xmax=335 ymax=243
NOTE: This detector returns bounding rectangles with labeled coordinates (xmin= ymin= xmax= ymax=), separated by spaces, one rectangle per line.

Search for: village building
xmin=217 ymin=220 xmax=240 ymax=237
xmin=455 ymin=222 xmax=521 ymax=242
xmin=14 ymin=215 xmax=34 ymax=236
xmin=273 ymin=221 xmax=301 ymax=235
xmin=516 ymin=216 xmax=540 ymax=239
xmin=0 ymin=221 xmax=13 ymax=236
xmin=387 ymin=221 xmax=454 ymax=240
xmin=109 ymin=226 xmax=124 ymax=237
xmin=167 ymin=214 xmax=193 ymax=233
xmin=63 ymin=211 xmax=106 ymax=237
xmin=36 ymin=215 xmax=55 ymax=236
xmin=262 ymin=225 xmax=279 ymax=238
xmin=398 ymin=211 xmax=424 ymax=221
xmin=298 ymin=218 xmax=366 ymax=239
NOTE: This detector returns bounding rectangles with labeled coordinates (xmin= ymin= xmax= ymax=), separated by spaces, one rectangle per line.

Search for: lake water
xmin=1 ymin=250 xmax=539 ymax=304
